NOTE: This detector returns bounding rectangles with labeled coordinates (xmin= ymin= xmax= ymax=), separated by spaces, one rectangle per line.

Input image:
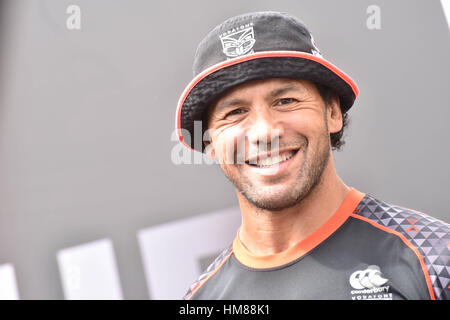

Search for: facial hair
xmin=220 ymin=120 xmax=331 ymax=211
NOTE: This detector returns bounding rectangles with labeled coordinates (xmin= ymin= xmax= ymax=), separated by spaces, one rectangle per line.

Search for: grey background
xmin=0 ymin=0 xmax=448 ymax=299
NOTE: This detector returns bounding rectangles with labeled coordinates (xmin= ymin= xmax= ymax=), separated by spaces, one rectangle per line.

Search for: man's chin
xmin=238 ymin=185 xmax=306 ymax=211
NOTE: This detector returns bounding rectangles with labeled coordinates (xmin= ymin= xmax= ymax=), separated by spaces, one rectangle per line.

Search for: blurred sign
xmin=0 ymin=263 xmax=19 ymax=300
xmin=57 ymin=238 xmax=123 ymax=299
xmin=138 ymin=207 xmax=240 ymax=299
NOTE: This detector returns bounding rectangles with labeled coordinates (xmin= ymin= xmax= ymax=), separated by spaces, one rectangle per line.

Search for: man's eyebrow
xmin=266 ymin=84 xmax=304 ymax=99
xmin=212 ymin=83 xmax=304 ymax=114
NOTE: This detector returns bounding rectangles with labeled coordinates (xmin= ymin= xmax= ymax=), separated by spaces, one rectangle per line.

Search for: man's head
xmin=175 ymin=11 xmax=358 ymax=208
xmin=203 ymin=77 xmax=343 ymax=210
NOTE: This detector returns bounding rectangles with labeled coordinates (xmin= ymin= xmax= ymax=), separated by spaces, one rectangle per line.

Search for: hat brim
xmin=176 ymin=51 xmax=358 ymax=152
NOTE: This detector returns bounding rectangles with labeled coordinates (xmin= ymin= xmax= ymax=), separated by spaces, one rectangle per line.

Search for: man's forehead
xmin=226 ymin=78 xmax=309 ymax=95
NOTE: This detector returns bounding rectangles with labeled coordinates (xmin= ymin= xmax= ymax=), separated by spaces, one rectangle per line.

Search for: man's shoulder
xmin=352 ymin=192 xmax=450 ymax=300
xmin=182 ymin=245 xmax=233 ymax=300
xmin=354 ymin=193 xmax=450 ymax=238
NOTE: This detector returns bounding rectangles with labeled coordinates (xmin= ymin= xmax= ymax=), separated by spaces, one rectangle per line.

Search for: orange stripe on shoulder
xmin=349 ymin=213 xmax=436 ymax=300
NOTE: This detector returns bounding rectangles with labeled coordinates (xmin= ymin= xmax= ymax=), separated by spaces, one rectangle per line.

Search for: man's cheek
xmin=213 ymin=136 xmax=237 ymax=165
xmin=214 ymin=131 xmax=247 ymax=165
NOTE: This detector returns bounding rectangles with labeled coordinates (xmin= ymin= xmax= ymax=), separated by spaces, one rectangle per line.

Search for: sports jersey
xmin=183 ymin=188 xmax=450 ymax=300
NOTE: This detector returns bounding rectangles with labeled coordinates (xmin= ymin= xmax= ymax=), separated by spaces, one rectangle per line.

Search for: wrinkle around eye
xmin=215 ymin=109 xmax=248 ymax=125
xmin=273 ymin=99 xmax=318 ymax=112
xmin=209 ymin=113 xmax=245 ymax=134
xmin=225 ymin=106 xmax=249 ymax=117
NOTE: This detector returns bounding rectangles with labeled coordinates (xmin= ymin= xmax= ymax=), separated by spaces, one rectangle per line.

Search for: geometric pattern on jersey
xmin=183 ymin=245 xmax=233 ymax=300
xmin=354 ymin=194 xmax=450 ymax=300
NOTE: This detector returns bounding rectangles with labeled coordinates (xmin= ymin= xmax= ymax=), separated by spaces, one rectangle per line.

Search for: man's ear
xmin=326 ymin=95 xmax=343 ymax=134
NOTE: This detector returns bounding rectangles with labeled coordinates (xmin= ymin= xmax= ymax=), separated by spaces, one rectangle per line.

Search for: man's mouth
xmin=245 ymin=149 xmax=300 ymax=168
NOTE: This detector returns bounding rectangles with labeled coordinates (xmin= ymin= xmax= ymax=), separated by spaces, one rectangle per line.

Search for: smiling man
xmin=175 ymin=11 xmax=449 ymax=300
xmin=204 ymin=78 xmax=340 ymax=214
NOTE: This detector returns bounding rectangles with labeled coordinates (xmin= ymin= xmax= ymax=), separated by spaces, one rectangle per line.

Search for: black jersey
xmin=183 ymin=188 xmax=450 ymax=300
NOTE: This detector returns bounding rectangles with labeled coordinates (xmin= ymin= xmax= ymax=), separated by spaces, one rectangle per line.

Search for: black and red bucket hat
xmin=175 ymin=11 xmax=358 ymax=153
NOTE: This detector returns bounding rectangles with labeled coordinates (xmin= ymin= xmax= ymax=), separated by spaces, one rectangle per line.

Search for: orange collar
xmin=232 ymin=187 xmax=366 ymax=269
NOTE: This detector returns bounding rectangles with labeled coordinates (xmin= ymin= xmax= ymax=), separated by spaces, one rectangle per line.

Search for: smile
xmin=245 ymin=149 xmax=300 ymax=168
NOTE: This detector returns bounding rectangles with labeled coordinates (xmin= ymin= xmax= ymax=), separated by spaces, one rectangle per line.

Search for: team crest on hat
xmin=219 ymin=22 xmax=255 ymax=58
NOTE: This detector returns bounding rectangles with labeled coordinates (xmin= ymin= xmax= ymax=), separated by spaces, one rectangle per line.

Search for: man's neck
xmin=236 ymin=158 xmax=350 ymax=256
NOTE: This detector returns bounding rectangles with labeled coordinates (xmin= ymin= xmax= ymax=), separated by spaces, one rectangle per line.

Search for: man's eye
xmin=276 ymin=98 xmax=298 ymax=105
xmin=225 ymin=108 xmax=245 ymax=118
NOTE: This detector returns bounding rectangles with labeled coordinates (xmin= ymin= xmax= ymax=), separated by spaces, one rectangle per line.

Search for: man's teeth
xmin=254 ymin=151 xmax=296 ymax=167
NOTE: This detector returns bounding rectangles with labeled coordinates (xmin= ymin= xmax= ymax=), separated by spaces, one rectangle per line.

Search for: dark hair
xmin=315 ymin=83 xmax=350 ymax=151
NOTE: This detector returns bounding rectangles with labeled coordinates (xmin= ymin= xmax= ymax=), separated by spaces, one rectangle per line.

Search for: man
xmin=175 ymin=11 xmax=449 ymax=300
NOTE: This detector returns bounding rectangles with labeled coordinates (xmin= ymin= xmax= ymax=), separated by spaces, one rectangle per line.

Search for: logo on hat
xmin=219 ymin=23 xmax=256 ymax=58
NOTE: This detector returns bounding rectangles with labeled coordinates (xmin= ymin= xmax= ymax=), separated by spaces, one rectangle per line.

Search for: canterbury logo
xmin=349 ymin=265 xmax=389 ymax=290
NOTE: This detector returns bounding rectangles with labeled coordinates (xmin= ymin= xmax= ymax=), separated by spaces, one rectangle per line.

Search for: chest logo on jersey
xmin=349 ymin=265 xmax=392 ymax=300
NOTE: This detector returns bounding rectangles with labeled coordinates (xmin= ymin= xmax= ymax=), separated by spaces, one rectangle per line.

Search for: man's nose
xmin=246 ymin=107 xmax=283 ymax=152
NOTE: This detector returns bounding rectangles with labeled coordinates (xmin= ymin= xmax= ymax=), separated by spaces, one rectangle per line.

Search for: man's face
xmin=205 ymin=78 xmax=340 ymax=211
